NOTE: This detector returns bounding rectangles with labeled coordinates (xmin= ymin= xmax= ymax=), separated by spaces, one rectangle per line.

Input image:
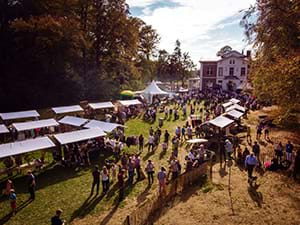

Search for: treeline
xmin=241 ymin=0 xmax=300 ymax=118
xmin=0 ymin=0 xmax=194 ymax=112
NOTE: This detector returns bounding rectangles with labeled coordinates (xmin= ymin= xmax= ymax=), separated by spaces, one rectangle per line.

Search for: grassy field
xmin=0 ymin=103 xmax=196 ymax=225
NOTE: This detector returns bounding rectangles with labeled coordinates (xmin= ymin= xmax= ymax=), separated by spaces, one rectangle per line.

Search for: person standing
xmin=138 ymin=134 xmax=144 ymax=152
xmin=27 ymin=170 xmax=36 ymax=201
xmin=51 ymin=209 xmax=65 ymax=225
xmin=90 ymin=165 xmax=100 ymax=195
xmin=181 ymin=127 xmax=186 ymax=141
xmin=157 ymin=167 xmax=167 ymax=195
xmin=274 ymin=142 xmax=283 ymax=164
xmin=246 ymin=126 xmax=252 ymax=143
xmin=264 ymin=125 xmax=270 ymax=140
xmin=164 ymin=130 xmax=170 ymax=145
xmin=127 ymin=158 xmax=135 ymax=185
xmin=135 ymin=155 xmax=141 ymax=181
xmin=256 ymin=124 xmax=262 ymax=140
xmin=252 ymin=141 xmax=260 ymax=163
xmin=9 ymin=189 xmax=17 ymax=216
xmin=187 ymin=126 xmax=192 ymax=139
xmin=245 ymin=153 xmax=258 ymax=181
xmin=148 ymin=134 xmax=155 ymax=152
xmin=225 ymin=139 xmax=233 ymax=160
xmin=286 ymin=141 xmax=294 ymax=162
xmin=145 ymin=160 xmax=155 ymax=185
xmin=118 ymin=167 xmax=125 ymax=202
xmin=101 ymin=166 xmax=110 ymax=194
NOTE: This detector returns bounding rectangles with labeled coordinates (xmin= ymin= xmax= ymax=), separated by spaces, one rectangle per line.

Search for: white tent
xmin=142 ymin=81 xmax=169 ymax=103
xmin=0 ymin=124 xmax=9 ymax=134
xmin=0 ymin=137 xmax=55 ymax=159
xmin=13 ymin=119 xmax=59 ymax=132
xmin=119 ymin=99 xmax=142 ymax=107
xmin=225 ymin=110 xmax=244 ymax=119
xmin=0 ymin=110 xmax=40 ymax=121
xmin=53 ymin=128 xmax=106 ymax=145
xmin=59 ymin=116 xmax=88 ymax=127
xmin=84 ymin=120 xmax=124 ymax=133
xmin=88 ymin=102 xmax=114 ymax=110
xmin=222 ymin=102 xmax=234 ymax=108
xmin=52 ymin=105 xmax=83 ymax=114
xmin=229 ymin=98 xmax=241 ymax=104
xmin=225 ymin=104 xmax=245 ymax=113
xmin=209 ymin=116 xmax=234 ymax=129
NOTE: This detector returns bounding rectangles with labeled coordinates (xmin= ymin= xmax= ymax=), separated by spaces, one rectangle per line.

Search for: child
xmin=9 ymin=189 xmax=17 ymax=215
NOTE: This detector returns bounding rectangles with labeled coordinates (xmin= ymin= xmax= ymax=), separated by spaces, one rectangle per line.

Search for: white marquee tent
xmin=229 ymin=98 xmax=241 ymax=104
xmin=13 ymin=119 xmax=59 ymax=132
xmin=222 ymin=102 xmax=234 ymax=108
xmin=225 ymin=104 xmax=245 ymax=113
xmin=209 ymin=115 xmax=235 ymax=129
xmin=53 ymin=128 xmax=106 ymax=145
xmin=52 ymin=105 xmax=83 ymax=114
xmin=59 ymin=116 xmax=88 ymax=127
xmin=0 ymin=137 xmax=55 ymax=159
xmin=88 ymin=102 xmax=114 ymax=110
xmin=119 ymin=99 xmax=142 ymax=107
xmin=142 ymin=81 xmax=169 ymax=103
xmin=0 ymin=124 xmax=9 ymax=134
xmin=225 ymin=109 xmax=244 ymax=119
xmin=84 ymin=120 xmax=124 ymax=133
xmin=0 ymin=110 xmax=40 ymax=121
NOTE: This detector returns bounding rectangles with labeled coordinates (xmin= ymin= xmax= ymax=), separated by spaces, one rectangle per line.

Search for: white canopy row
xmin=0 ymin=137 xmax=55 ymax=159
xmin=58 ymin=116 xmax=88 ymax=127
xmin=119 ymin=99 xmax=142 ymax=107
xmin=84 ymin=120 xmax=124 ymax=133
xmin=0 ymin=124 xmax=9 ymax=134
xmin=12 ymin=119 xmax=59 ymax=132
xmin=88 ymin=102 xmax=114 ymax=110
xmin=209 ymin=115 xmax=235 ymax=129
xmin=0 ymin=110 xmax=40 ymax=121
xmin=53 ymin=127 xmax=105 ymax=145
xmin=225 ymin=109 xmax=244 ymax=119
xmin=52 ymin=105 xmax=83 ymax=114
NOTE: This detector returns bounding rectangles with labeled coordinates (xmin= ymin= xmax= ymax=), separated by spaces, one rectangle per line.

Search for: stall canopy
xmin=0 ymin=110 xmax=40 ymax=121
xmin=225 ymin=104 xmax=245 ymax=113
xmin=229 ymin=98 xmax=241 ymax=104
xmin=209 ymin=116 xmax=235 ymax=129
xmin=88 ymin=102 xmax=114 ymax=110
xmin=222 ymin=102 xmax=234 ymax=108
xmin=186 ymin=138 xmax=208 ymax=144
xmin=142 ymin=81 xmax=169 ymax=103
xmin=0 ymin=137 xmax=55 ymax=159
xmin=53 ymin=128 xmax=106 ymax=145
xmin=52 ymin=105 xmax=83 ymax=114
xmin=84 ymin=120 xmax=124 ymax=133
xmin=225 ymin=110 xmax=244 ymax=119
xmin=13 ymin=119 xmax=59 ymax=132
xmin=119 ymin=99 xmax=142 ymax=107
xmin=59 ymin=116 xmax=88 ymax=127
xmin=0 ymin=124 xmax=9 ymax=134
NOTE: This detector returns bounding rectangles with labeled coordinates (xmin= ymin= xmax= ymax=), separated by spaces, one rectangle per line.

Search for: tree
xmin=217 ymin=45 xmax=232 ymax=57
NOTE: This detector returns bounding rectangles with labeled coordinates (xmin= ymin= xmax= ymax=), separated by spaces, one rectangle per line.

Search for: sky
xmin=127 ymin=0 xmax=256 ymax=66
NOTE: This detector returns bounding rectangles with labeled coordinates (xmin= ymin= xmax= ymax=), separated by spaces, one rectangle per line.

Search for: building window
xmin=229 ymin=60 xmax=232 ymax=64
xmin=229 ymin=67 xmax=234 ymax=76
xmin=218 ymin=67 xmax=223 ymax=76
xmin=218 ymin=80 xmax=223 ymax=83
xmin=207 ymin=67 xmax=212 ymax=75
xmin=229 ymin=59 xmax=235 ymax=64
xmin=232 ymin=59 xmax=235 ymax=64
xmin=241 ymin=67 xmax=246 ymax=76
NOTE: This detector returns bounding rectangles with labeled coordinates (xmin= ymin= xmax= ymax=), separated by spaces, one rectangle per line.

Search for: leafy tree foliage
xmin=241 ymin=0 xmax=300 ymax=116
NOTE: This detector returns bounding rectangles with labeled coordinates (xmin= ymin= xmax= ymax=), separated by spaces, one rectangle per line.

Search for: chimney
xmin=246 ymin=50 xmax=251 ymax=58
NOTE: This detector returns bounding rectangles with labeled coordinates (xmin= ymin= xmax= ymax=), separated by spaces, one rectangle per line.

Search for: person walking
xmin=9 ymin=189 xmax=17 ymax=216
xmin=286 ymin=141 xmax=294 ymax=162
xmin=157 ymin=167 xmax=167 ymax=195
xmin=127 ymin=158 xmax=135 ymax=185
xmin=274 ymin=142 xmax=283 ymax=164
xmin=225 ymin=139 xmax=233 ymax=160
xmin=101 ymin=166 xmax=110 ymax=194
xmin=145 ymin=160 xmax=155 ymax=185
xmin=118 ymin=167 xmax=125 ymax=202
xmin=90 ymin=165 xmax=100 ymax=195
xmin=135 ymin=155 xmax=141 ymax=181
xmin=164 ymin=130 xmax=170 ymax=145
xmin=138 ymin=134 xmax=144 ymax=152
xmin=27 ymin=170 xmax=36 ymax=201
xmin=148 ymin=134 xmax=155 ymax=152
xmin=51 ymin=209 xmax=65 ymax=225
xmin=252 ymin=141 xmax=260 ymax=163
xmin=245 ymin=153 xmax=258 ymax=182
xmin=187 ymin=126 xmax=192 ymax=139
xmin=246 ymin=126 xmax=251 ymax=143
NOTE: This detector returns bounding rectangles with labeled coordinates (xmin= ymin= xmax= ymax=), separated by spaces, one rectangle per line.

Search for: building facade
xmin=199 ymin=50 xmax=250 ymax=91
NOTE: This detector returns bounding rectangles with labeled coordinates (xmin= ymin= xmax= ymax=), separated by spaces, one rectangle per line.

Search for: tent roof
xmin=59 ymin=116 xmax=88 ymax=127
xmin=225 ymin=104 xmax=245 ymax=113
xmin=119 ymin=99 xmax=142 ymax=106
xmin=0 ymin=110 xmax=40 ymax=121
xmin=13 ymin=119 xmax=59 ymax=132
xmin=222 ymin=102 xmax=234 ymax=108
xmin=229 ymin=98 xmax=240 ymax=104
xmin=53 ymin=128 xmax=106 ymax=145
xmin=52 ymin=105 xmax=83 ymax=114
xmin=0 ymin=124 xmax=9 ymax=134
xmin=142 ymin=81 xmax=169 ymax=95
xmin=84 ymin=120 xmax=124 ymax=133
xmin=88 ymin=102 xmax=114 ymax=110
xmin=0 ymin=137 xmax=55 ymax=159
xmin=225 ymin=109 xmax=244 ymax=119
xmin=209 ymin=116 xmax=235 ymax=128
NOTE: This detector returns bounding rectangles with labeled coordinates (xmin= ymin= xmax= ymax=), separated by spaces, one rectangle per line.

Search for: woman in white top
xmin=101 ymin=166 xmax=110 ymax=194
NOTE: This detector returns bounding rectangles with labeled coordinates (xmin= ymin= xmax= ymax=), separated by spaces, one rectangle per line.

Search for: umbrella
xmin=120 ymin=90 xmax=134 ymax=97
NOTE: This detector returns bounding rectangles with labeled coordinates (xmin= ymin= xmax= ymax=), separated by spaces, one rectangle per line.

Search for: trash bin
xmin=159 ymin=118 xmax=164 ymax=127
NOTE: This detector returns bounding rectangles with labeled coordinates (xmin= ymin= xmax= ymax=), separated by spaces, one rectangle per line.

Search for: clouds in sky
xmin=128 ymin=0 xmax=255 ymax=65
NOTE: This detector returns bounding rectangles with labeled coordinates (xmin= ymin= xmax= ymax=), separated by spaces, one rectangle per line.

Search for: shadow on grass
xmin=159 ymin=150 xmax=167 ymax=160
xmin=248 ymin=184 xmax=263 ymax=208
xmin=137 ymin=185 xmax=151 ymax=206
xmin=0 ymin=199 xmax=32 ymax=224
xmin=142 ymin=150 xmax=155 ymax=161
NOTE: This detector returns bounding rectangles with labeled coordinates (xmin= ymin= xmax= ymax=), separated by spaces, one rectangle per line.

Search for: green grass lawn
xmin=0 ymin=103 xmax=202 ymax=225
